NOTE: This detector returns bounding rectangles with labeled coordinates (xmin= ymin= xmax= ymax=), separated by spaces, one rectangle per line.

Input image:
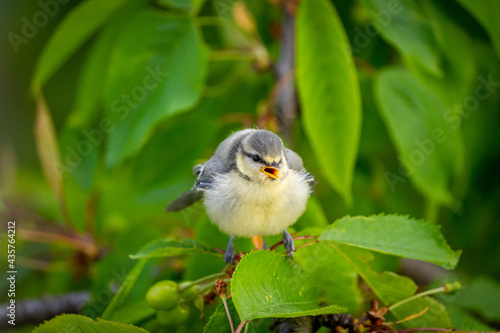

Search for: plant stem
xmin=221 ymin=296 xmax=235 ymax=333
xmin=269 ymin=235 xmax=315 ymax=251
xmin=101 ymin=258 xmax=149 ymax=320
xmin=235 ymin=320 xmax=249 ymax=333
xmin=424 ymin=200 xmax=439 ymax=223
xmin=396 ymin=328 xmax=451 ymax=332
xmin=295 ymin=240 xmax=320 ymax=251
xmin=179 ymin=272 xmax=229 ymax=292
xmin=197 ymin=278 xmax=232 ymax=296
xmin=389 ymin=286 xmax=446 ymax=311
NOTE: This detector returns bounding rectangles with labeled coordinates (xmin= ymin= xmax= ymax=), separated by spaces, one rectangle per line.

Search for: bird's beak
xmin=262 ymin=163 xmax=280 ymax=180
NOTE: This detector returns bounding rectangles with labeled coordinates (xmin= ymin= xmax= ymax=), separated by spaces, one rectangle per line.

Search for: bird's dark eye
xmin=252 ymin=155 xmax=261 ymax=162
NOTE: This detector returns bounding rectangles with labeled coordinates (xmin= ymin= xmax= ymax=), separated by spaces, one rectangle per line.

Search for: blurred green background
xmin=1 ymin=0 xmax=500 ymax=331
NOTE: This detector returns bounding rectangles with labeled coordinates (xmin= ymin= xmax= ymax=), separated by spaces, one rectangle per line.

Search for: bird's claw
xmin=283 ymin=229 xmax=295 ymax=258
xmin=224 ymin=235 xmax=235 ymax=264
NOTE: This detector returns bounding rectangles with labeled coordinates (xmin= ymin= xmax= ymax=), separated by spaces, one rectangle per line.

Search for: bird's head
xmin=235 ymin=130 xmax=288 ymax=184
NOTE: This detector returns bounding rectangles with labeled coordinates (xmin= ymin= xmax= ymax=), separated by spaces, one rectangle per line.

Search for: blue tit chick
xmin=166 ymin=129 xmax=316 ymax=264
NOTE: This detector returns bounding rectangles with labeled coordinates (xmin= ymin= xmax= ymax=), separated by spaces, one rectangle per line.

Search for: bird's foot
xmin=224 ymin=235 xmax=235 ymax=264
xmin=283 ymin=229 xmax=295 ymax=258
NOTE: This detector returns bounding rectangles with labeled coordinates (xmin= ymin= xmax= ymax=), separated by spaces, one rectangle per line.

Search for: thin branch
xmin=222 ymin=297 xmax=235 ymax=333
xmin=0 ymin=291 xmax=90 ymax=329
xmin=294 ymin=240 xmax=320 ymax=250
xmin=388 ymin=286 xmax=446 ymax=311
xmin=273 ymin=4 xmax=298 ymax=145
xmin=396 ymin=329 xmax=452 ymax=332
xmin=235 ymin=320 xmax=249 ymax=333
xmin=180 ymin=272 xmax=229 ymax=292
xmin=84 ymin=191 xmax=99 ymax=235
xmin=269 ymin=235 xmax=315 ymax=251
xmin=18 ymin=229 xmax=98 ymax=258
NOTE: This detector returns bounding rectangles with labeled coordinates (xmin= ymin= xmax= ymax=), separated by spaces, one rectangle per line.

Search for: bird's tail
xmin=165 ymin=189 xmax=203 ymax=212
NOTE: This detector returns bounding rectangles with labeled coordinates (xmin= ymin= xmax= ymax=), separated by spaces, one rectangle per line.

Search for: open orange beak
xmin=262 ymin=165 xmax=280 ymax=180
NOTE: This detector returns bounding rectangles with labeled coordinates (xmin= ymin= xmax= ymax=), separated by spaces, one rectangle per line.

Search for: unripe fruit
xmin=145 ymin=280 xmax=181 ymax=310
xmin=157 ymin=304 xmax=190 ymax=326
xmin=179 ymin=281 xmax=199 ymax=302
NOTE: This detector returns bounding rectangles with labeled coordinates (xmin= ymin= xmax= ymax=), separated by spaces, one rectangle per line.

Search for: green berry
xmin=145 ymin=280 xmax=181 ymax=310
xmin=157 ymin=304 xmax=190 ymax=326
xmin=179 ymin=281 xmax=199 ymax=302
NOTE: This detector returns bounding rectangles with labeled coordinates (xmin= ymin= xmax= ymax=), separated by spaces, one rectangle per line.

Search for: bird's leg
xmin=224 ymin=235 xmax=235 ymax=264
xmin=283 ymin=229 xmax=295 ymax=258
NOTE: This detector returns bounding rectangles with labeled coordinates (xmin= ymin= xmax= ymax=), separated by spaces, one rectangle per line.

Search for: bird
xmin=166 ymin=129 xmax=316 ymax=264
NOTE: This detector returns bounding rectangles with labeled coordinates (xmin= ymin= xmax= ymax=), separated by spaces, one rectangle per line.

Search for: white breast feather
xmin=203 ymin=170 xmax=312 ymax=237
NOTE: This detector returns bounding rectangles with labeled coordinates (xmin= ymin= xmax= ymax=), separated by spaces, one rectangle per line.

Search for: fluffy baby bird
xmin=166 ymin=129 xmax=316 ymax=264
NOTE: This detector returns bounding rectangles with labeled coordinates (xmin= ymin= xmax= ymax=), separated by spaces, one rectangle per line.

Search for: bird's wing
xmin=285 ymin=148 xmax=317 ymax=190
xmin=165 ymin=159 xmax=221 ymax=212
xmin=166 ymin=130 xmax=252 ymax=212
xmin=285 ymin=148 xmax=304 ymax=171
xmin=165 ymin=189 xmax=203 ymax=212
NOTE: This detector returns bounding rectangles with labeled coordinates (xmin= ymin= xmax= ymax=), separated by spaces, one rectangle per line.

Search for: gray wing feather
xmin=285 ymin=148 xmax=304 ymax=171
xmin=166 ymin=189 xmax=203 ymax=212
xmin=285 ymin=148 xmax=317 ymax=191
xmin=166 ymin=157 xmax=222 ymax=212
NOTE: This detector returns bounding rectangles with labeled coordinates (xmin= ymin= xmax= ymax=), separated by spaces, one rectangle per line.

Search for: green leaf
xmin=391 ymin=297 xmax=452 ymax=329
xmin=294 ymin=242 xmax=362 ymax=312
xmin=33 ymin=314 xmax=148 ymax=333
xmin=454 ymin=276 xmax=500 ymax=321
xmin=133 ymin=109 xmax=219 ymax=191
xmin=447 ymin=305 xmax=495 ymax=331
xmin=374 ymin=68 xmax=465 ymax=206
xmin=101 ymin=258 xmax=149 ymax=320
xmin=407 ymin=1 xmax=475 ymax=106
xmin=320 ymin=214 xmax=461 ymax=269
xmin=68 ymin=0 xmax=151 ymax=129
xmin=104 ymin=9 xmax=208 ymax=167
xmin=157 ymin=0 xmax=206 ymax=13
xmin=328 ymin=244 xmax=417 ymax=305
xmin=109 ymin=299 xmax=156 ymax=324
xmin=130 ymin=238 xmax=221 ymax=259
xmin=359 ymin=0 xmax=441 ymax=76
xmin=34 ymin=96 xmax=64 ymax=205
xmin=455 ymin=0 xmax=500 ymax=58
xmin=32 ymin=0 xmax=129 ymax=91
xmin=204 ymin=298 xmax=255 ymax=333
xmin=231 ymin=251 xmax=347 ymax=321
xmin=323 ymin=244 xmax=452 ymax=328
xmin=296 ymin=0 xmax=362 ymax=204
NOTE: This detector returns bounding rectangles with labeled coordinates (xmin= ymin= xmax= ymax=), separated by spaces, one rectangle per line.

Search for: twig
xmin=222 ymin=297 xmax=234 ymax=333
xmin=84 ymin=191 xmax=100 ymax=235
xmin=295 ymin=240 xmax=320 ymax=250
xmin=387 ymin=307 xmax=428 ymax=326
xmin=180 ymin=272 xmax=229 ymax=292
xmin=18 ymin=229 xmax=98 ymax=258
xmin=388 ymin=283 xmax=460 ymax=311
xmin=273 ymin=1 xmax=298 ymax=145
xmin=269 ymin=235 xmax=315 ymax=251
xmin=235 ymin=320 xmax=249 ymax=333
xmin=0 ymin=291 xmax=90 ymax=329
xmin=396 ymin=329 xmax=452 ymax=332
